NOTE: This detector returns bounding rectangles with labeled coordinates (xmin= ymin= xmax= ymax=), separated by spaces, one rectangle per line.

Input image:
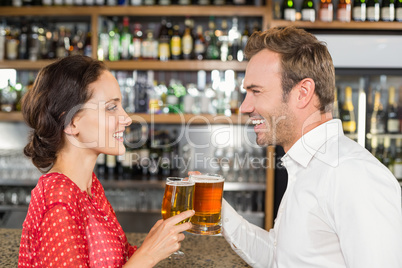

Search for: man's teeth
xmin=113 ymin=132 xmax=123 ymax=138
xmin=252 ymin=119 xmax=265 ymax=125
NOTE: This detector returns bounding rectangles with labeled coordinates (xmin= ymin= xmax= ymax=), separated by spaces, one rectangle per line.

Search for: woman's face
xmin=68 ymin=70 xmax=132 ymax=156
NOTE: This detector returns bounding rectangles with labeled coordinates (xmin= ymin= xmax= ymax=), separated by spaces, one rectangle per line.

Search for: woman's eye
xmin=107 ymin=105 xmax=117 ymax=111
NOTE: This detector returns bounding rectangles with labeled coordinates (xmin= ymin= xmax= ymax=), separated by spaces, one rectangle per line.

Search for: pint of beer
xmin=188 ymin=174 xmax=225 ymax=235
xmin=161 ymin=177 xmax=195 ymax=224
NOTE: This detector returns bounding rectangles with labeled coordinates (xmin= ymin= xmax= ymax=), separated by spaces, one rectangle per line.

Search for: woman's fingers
xmin=188 ymin=171 xmax=201 ymax=176
xmin=165 ymin=209 xmax=195 ymax=226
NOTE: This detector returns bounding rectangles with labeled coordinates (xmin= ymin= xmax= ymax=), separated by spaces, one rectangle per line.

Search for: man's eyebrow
xmin=245 ymin=84 xmax=262 ymax=90
xmin=106 ymin=98 xmax=120 ymax=104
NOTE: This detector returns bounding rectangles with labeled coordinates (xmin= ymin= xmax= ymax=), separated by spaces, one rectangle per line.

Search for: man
xmin=221 ymin=26 xmax=402 ymax=267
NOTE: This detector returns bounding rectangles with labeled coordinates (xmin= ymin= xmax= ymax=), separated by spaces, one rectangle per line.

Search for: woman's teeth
xmin=113 ymin=132 xmax=123 ymax=139
xmin=252 ymin=119 xmax=265 ymax=125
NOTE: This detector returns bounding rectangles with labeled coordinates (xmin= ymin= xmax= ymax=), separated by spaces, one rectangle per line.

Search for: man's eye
xmin=252 ymin=90 xmax=260 ymax=94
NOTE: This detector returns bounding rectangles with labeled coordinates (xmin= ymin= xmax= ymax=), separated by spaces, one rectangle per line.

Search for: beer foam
xmin=190 ymin=175 xmax=224 ymax=183
xmin=166 ymin=181 xmax=195 ymax=186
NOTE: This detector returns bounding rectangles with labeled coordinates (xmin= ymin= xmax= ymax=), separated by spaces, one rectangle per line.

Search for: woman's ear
xmin=295 ymin=78 xmax=315 ymax=109
xmin=64 ymin=119 xmax=79 ymax=136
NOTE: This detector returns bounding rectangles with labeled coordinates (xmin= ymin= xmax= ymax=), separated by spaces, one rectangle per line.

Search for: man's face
xmin=241 ymin=49 xmax=296 ymax=148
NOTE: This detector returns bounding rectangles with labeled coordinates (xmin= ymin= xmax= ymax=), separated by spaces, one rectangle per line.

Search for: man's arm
xmin=221 ymin=199 xmax=276 ymax=268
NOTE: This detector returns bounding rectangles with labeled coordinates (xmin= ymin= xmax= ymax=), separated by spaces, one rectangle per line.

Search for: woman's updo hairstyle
xmin=22 ymin=55 xmax=108 ymax=172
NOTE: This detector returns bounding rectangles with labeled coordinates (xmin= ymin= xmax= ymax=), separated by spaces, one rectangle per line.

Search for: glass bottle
xmin=120 ymin=16 xmax=132 ymax=60
xmin=337 ymin=0 xmax=352 ymax=22
xmin=141 ymin=30 xmax=158 ymax=60
xmin=283 ymin=0 xmax=296 ymax=21
xmin=98 ymin=20 xmax=109 ymax=61
xmin=158 ymin=18 xmax=170 ymax=61
xmin=194 ymin=25 xmax=206 ymax=60
xmin=182 ymin=18 xmax=194 ymax=60
xmin=108 ymin=17 xmax=120 ymax=61
xmin=370 ymin=90 xmax=386 ymax=134
xmin=394 ymin=139 xmax=402 ymax=180
xmin=301 ymin=0 xmax=316 ymax=22
xmin=132 ymin=23 xmax=143 ymax=60
xmin=332 ymin=87 xmax=340 ymax=119
xmin=229 ymin=17 xmax=241 ymax=61
xmin=396 ymin=0 xmax=402 ymax=21
xmin=386 ymin=86 xmax=400 ymax=133
xmin=170 ymin=24 xmax=181 ymax=60
xmin=366 ymin=0 xmax=380 ymax=21
xmin=206 ymin=17 xmax=219 ymax=60
xmin=352 ymin=0 xmax=366 ymax=21
xmin=381 ymin=0 xmax=395 ymax=21
xmin=238 ymin=21 xmax=250 ymax=62
xmin=340 ymin=86 xmax=356 ymax=134
xmin=319 ymin=0 xmax=334 ymax=22
xmin=219 ymin=19 xmax=229 ymax=62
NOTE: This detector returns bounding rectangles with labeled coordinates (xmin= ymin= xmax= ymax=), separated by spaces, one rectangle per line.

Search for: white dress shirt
xmin=222 ymin=119 xmax=402 ymax=268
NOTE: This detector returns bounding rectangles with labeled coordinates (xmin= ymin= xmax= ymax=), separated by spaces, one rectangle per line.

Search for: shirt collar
xmin=282 ymin=119 xmax=344 ymax=168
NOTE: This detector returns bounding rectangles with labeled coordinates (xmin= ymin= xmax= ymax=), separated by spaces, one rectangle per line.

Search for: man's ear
xmin=295 ymin=78 xmax=315 ymax=109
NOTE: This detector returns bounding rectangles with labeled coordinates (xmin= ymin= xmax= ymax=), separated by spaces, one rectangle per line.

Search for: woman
xmin=18 ymin=55 xmax=194 ymax=267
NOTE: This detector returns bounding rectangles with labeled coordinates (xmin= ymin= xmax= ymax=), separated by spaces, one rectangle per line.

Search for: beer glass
xmin=161 ymin=177 xmax=195 ymax=259
xmin=188 ymin=173 xmax=225 ymax=235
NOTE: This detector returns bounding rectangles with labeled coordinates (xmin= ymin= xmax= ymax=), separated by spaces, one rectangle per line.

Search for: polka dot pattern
xmin=18 ymin=172 xmax=137 ymax=267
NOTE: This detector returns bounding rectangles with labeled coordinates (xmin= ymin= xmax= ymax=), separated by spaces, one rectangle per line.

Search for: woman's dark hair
xmin=22 ymin=55 xmax=108 ymax=172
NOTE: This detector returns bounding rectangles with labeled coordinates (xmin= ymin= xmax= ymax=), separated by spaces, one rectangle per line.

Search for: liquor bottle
xmin=219 ymin=19 xmax=229 ymax=62
xmin=206 ymin=17 xmax=220 ymax=60
xmin=396 ymin=0 xmax=402 ymax=21
xmin=85 ymin=0 xmax=95 ymax=5
xmin=370 ymin=90 xmax=386 ymax=134
xmin=340 ymin=86 xmax=356 ymax=134
xmin=0 ymin=23 xmax=5 ymax=61
xmin=96 ymin=153 xmax=106 ymax=179
xmin=95 ymin=0 xmax=105 ymax=4
xmin=301 ymin=0 xmax=316 ymax=22
xmin=381 ymin=0 xmax=395 ymax=21
xmin=166 ymin=79 xmax=179 ymax=114
xmin=141 ymin=30 xmax=158 ymax=60
xmin=106 ymin=154 xmax=116 ymax=180
xmin=18 ymin=22 xmax=29 ymax=60
xmin=170 ymin=24 xmax=181 ymax=60
xmin=75 ymin=0 xmax=84 ymax=5
xmin=120 ymin=16 xmax=132 ymax=60
xmin=382 ymin=137 xmax=393 ymax=170
xmin=42 ymin=0 xmax=52 ymax=5
xmin=159 ymin=0 xmax=170 ymax=4
xmin=398 ymin=87 xmax=402 ymax=132
xmin=178 ymin=0 xmax=190 ymax=4
xmin=182 ymin=18 xmax=194 ymax=60
xmin=1 ymin=79 xmax=16 ymax=112
xmin=319 ymin=0 xmax=334 ymax=22
xmin=158 ymin=18 xmax=170 ymax=61
xmin=337 ymin=0 xmax=352 ymax=22
xmin=366 ymin=0 xmax=380 ymax=21
xmin=98 ymin=20 xmax=109 ymax=61
xmin=53 ymin=0 xmax=63 ymax=5
xmin=386 ymin=86 xmax=400 ymax=133
xmin=194 ymin=25 xmax=206 ymax=60
xmin=131 ymin=0 xmax=142 ymax=4
xmin=108 ymin=18 xmax=120 ymax=61
xmin=65 ymin=0 xmax=74 ymax=5
xmin=83 ymin=30 xmax=92 ymax=57
xmin=229 ymin=17 xmax=242 ymax=61
xmin=6 ymin=27 xmax=18 ymax=60
xmin=12 ymin=0 xmax=22 ymax=6
xmin=352 ymin=0 xmax=366 ymax=21
xmin=283 ymin=0 xmax=297 ymax=21
xmin=394 ymin=139 xmax=402 ymax=180
xmin=132 ymin=23 xmax=142 ymax=60
xmin=333 ymin=87 xmax=340 ymax=119
xmin=238 ymin=22 xmax=249 ymax=62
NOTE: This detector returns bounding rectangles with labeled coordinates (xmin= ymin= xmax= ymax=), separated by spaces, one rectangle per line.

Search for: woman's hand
xmin=124 ymin=209 xmax=195 ymax=268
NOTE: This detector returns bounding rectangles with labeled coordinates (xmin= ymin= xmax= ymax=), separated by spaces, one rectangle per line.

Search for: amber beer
xmin=161 ymin=177 xmax=195 ymax=224
xmin=188 ymin=174 xmax=225 ymax=235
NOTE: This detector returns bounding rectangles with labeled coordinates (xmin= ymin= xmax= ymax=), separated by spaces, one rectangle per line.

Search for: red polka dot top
xmin=18 ymin=172 xmax=137 ymax=267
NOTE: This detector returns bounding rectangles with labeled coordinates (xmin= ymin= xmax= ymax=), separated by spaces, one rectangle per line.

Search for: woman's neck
xmin=49 ymin=148 xmax=97 ymax=195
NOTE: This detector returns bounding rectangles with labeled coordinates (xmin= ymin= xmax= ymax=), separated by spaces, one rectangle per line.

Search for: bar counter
xmin=0 ymin=228 xmax=250 ymax=267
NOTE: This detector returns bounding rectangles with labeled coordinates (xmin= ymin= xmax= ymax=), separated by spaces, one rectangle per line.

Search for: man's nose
xmin=239 ymin=92 xmax=254 ymax=114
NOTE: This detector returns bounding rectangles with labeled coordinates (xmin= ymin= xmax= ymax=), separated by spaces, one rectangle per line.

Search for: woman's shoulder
xmin=35 ymin=172 xmax=84 ymax=208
